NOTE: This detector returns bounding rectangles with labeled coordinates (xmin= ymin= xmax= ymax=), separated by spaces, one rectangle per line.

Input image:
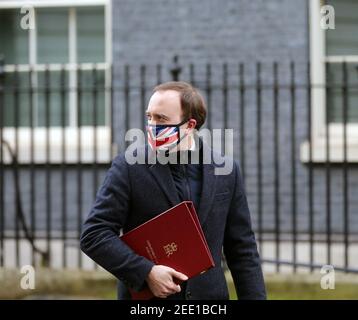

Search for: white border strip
xmin=0 ymin=0 xmax=107 ymax=8
xmin=3 ymin=62 xmax=109 ymax=72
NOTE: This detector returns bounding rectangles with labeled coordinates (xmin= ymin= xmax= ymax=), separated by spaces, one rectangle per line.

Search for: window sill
xmin=300 ymin=124 xmax=358 ymax=163
xmin=1 ymin=126 xmax=114 ymax=164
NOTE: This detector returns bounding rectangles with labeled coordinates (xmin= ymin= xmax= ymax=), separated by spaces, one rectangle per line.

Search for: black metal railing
xmin=0 ymin=56 xmax=357 ymax=274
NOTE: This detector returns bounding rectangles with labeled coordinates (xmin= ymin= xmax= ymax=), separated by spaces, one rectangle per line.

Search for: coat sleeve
xmin=223 ymin=160 xmax=267 ymax=300
xmin=80 ymin=153 xmax=155 ymax=292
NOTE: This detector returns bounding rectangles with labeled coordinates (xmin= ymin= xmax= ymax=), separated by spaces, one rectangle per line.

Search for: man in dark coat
xmin=80 ymin=81 xmax=266 ymax=300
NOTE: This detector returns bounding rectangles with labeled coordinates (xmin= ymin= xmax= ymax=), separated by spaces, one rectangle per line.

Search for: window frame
xmin=300 ymin=0 xmax=358 ymax=163
xmin=0 ymin=0 xmax=113 ymax=164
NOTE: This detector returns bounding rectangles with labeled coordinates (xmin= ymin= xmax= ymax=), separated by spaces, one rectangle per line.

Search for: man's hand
xmin=146 ymin=265 xmax=188 ymax=298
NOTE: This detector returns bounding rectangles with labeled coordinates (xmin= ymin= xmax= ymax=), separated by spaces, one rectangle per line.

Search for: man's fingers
xmin=169 ymin=269 xmax=188 ymax=281
xmin=166 ymin=283 xmax=181 ymax=293
xmin=171 ymin=284 xmax=181 ymax=292
xmin=160 ymin=283 xmax=181 ymax=297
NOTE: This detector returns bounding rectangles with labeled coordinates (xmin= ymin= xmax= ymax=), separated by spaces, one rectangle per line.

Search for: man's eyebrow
xmin=146 ymin=111 xmax=169 ymax=120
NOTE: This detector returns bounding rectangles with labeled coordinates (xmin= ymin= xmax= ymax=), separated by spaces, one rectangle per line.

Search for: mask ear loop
xmin=147 ymin=117 xmax=189 ymax=128
xmin=163 ymin=118 xmax=192 ymax=156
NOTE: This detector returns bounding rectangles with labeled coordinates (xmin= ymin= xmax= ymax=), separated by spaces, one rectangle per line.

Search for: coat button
xmin=186 ymin=291 xmax=192 ymax=299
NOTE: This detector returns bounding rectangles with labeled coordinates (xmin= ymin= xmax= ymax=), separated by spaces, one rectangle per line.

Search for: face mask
xmin=146 ymin=118 xmax=189 ymax=152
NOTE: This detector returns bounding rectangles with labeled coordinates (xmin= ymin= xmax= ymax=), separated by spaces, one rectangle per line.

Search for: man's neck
xmin=179 ymin=135 xmax=196 ymax=152
xmin=188 ymin=135 xmax=196 ymax=151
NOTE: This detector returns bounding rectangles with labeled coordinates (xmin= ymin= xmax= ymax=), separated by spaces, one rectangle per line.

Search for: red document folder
xmin=119 ymin=201 xmax=215 ymax=300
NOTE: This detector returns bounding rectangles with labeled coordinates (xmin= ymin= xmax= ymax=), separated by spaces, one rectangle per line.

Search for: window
xmin=301 ymin=0 xmax=358 ymax=162
xmin=0 ymin=0 xmax=112 ymax=163
xmin=0 ymin=9 xmax=28 ymax=64
xmin=325 ymin=0 xmax=358 ymax=123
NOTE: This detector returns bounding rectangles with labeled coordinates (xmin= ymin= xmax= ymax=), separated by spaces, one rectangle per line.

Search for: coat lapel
xmin=197 ymin=162 xmax=217 ymax=227
xmin=148 ymin=161 xmax=180 ymax=207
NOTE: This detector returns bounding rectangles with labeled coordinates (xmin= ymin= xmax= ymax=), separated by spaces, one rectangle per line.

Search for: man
xmin=80 ymin=81 xmax=266 ymax=300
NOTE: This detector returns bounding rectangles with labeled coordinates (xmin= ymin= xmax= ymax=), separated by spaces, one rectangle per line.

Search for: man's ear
xmin=187 ymin=119 xmax=197 ymax=130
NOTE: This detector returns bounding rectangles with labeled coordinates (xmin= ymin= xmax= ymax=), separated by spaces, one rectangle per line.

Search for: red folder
xmin=119 ymin=201 xmax=215 ymax=300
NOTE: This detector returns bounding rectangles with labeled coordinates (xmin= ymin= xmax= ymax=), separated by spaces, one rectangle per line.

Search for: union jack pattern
xmin=146 ymin=125 xmax=180 ymax=150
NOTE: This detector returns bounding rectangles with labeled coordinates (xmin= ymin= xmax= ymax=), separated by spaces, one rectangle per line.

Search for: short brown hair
xmin=153 ymin=81 xmax=207 ymax=130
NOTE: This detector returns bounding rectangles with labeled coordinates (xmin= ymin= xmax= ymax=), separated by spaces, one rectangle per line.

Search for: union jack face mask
xmin=146 ymin=118 xmax=189 ymax=152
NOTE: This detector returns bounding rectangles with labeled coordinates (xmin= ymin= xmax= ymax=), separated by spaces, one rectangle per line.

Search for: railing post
xmin=0 ymin=55 xmax=5 ymax=267
xmin=0 ymin=55 xmax=4 ymax=80
xmin=169 ymin=55 xmax=182 ymax=81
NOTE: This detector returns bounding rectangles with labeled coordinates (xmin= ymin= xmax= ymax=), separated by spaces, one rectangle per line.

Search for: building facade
xmin=0 ymin=0 xmax=357 ymax=270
